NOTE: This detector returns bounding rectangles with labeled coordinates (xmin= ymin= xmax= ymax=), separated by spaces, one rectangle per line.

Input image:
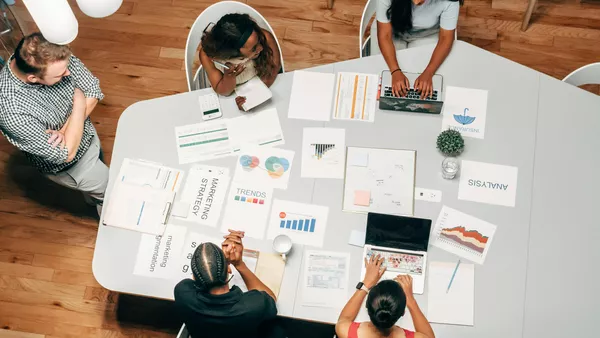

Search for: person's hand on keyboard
xmin=392 ymin=70 xmax=410 ymax=97
xmin=414 ymin=72 xmax=434 ymax=99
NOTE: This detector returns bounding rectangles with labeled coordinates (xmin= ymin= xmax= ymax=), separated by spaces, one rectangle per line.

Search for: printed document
xmin=227 ymin=108 xmax=285 ymax=153
xmin=301 ymin=250 xmax=350 ymax=308
xmin=133 ymin=224 xmax=187 ymax=279
xmin=301 ymin=128 xmax=346 ymax=179
xmin=174 ymin=120 xmax=233 ymax=164
xmin=332 ymin=72 xmax=378 ymax=122
xmin=118 ymin=158 xmax=183 ymax=193
xmin=235 ymin=76 xmax=272 ymax=111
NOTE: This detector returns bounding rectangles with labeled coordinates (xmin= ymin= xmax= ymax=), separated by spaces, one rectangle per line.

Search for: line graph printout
xmin=431 ymin=206 xmax=497 ymax=264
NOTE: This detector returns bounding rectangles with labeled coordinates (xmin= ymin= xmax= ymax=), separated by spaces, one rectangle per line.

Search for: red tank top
xmin=347 ymin=322 xmax=415 ymax=338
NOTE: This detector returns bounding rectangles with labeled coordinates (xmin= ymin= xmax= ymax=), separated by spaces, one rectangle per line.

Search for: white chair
xmin=184 ymin=1 xmax=285 ymax=91
xmin=359 ymin=0 xmax=377 ymax=58
xmin=176 ymin=323 xmax=189 ymax=338
xmin=563 ymin=62 xmax=600 ymax=89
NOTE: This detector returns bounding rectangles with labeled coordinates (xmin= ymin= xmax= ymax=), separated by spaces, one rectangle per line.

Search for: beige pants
xmin=46 ymin=134 xmax=109 ymax=215
xmin=370 ymin=21 xmax=440 ymax=55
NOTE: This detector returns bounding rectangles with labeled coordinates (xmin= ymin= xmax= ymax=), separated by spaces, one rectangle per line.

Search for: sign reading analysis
xmin=468 ymin=179 xmax=508 ymax=191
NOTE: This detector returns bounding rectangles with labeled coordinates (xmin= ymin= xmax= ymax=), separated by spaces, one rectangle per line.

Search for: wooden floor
xmin=0 ymin=0 xmax=599 ymax=337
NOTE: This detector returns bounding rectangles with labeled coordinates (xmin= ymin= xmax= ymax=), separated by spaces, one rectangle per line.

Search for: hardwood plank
xmin=0 ymin=262 xmax=54 ymax=281
xmin=0 ymin=275 xmax=86 ymax=298
xmin=312 ymin=21 xmax=357 ymax=36
xmin=0 ymin=221 xmax=97 ymax=249
xmin=0 ymin=329 xmax=44 ymax=338
xmin=72 ymin=48 xmax=183 ymax=71
xmin=32 ymin=254 xmax=92 ymax=274
xmin=51 ymin=270 xmax=102 ymax=288
xmin=553 ymin=35 xmax=600 ymax=53
xmin=0 ymin=237 xmax=94 ymax=261
xmin=0 ymin=289 xmax=115 ymax=315
xmin=71 ymin=38 xmax=161 ymax=58
xmin=83 ymin=287 xmax=119 ymax=304
xmin=159 ymin=47 xmax=185 ymax=60
xmin=497 ymin=31 xmax=554 ymax=46
xmin=0 ymin=250 xmax=34 ymax=265
xmin=0 ymin=301 xmax=115 ymax=329
xmin=0 ymin=317 xmax=102 ymax=338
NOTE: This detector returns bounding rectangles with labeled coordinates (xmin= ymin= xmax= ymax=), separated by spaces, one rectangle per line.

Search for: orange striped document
xmin=332 ymin=72 xmax=378 ymax=122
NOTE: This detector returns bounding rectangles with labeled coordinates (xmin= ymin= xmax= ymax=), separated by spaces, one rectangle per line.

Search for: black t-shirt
xmin=174 ymin=279 xmax=278 ymax=338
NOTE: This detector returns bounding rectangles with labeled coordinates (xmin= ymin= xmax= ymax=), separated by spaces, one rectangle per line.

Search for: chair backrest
xmin=563 ymin=62 xmax=600 ymax=88
xmin=359 ymin=0 xmax=377 ymax=58
xmin=184 ymin=1 xmax=285 ymax=91
xmin=176 ymin=323 xmax=189 ymax=338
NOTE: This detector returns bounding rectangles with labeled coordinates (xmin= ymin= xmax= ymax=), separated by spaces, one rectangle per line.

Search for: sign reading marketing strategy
xmin=441 ymin=86 xmax=488 ymax=139
xmin=458 ymin=160 xmax=518 ymax=207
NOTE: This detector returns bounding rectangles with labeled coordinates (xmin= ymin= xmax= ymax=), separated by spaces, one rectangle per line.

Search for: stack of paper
xmin=103 ymin=182 xmax=176 ymax=235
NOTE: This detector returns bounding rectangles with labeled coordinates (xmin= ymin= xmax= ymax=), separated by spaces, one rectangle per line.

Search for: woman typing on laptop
xmin=199 ymin=13 xmax=281 ymax=110
xmin=335 ymin=254 xmax=435 ymax=338
xmin=372 ymin=0 xmax=461 ymax=99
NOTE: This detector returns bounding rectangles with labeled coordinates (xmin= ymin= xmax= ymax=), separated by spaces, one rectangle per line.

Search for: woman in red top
xmin=335 ymin=254 xmax=435 ymax=338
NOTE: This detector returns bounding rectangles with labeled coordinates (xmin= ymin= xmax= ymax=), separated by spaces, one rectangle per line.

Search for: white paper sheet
xmin=266 ymin=199 xmax=330 ymax=248
xmin=176 ymin=232 xmax=222 ymax=280
xmin=458 ymin=160 xmax=518 ymax=207
xmin=441 ymin=86 xmax=488 ymax=139
xmin=134 ymin=224 xmax=187 ymax=279
xmin=301 ymin=250 xmax=350 ymax=308
xmin=431 ymin=206 xmax=497 ymax=264
xmin=348 ymin=230 xmax=366 ymax=247
xmin=343 ymin=147 xmax=416 ymax=216
xmin=227 ymin=108 xmax=285 ymax=153
xmin=301 ymin=128 xmax=346 ymax=179
xmin=235 ymin=76 xmax=272 ymax=111
xmin=103 ymin=182 xmax=175 ymax=235
xmin=220 ymin=181 xmax=274 ymax=239
xmin=233 ymin=146 xmax=295 ymax=190
xmin=332 ymin=72 xmax=378 ymax=122
xmin=175 ymin=165 xmax=230 ymax=227
xmin=118 ymin=158 xmax=184 ymax=193
xmin=288 ymin=71 xmax=335 ymax=121
xmin=229 ymin=250 xmax=259 ymax=292
xmin=174 ymin=120 xmax=233 ymax=164
xmin=427 ymin=261 xmax=475 ymax=326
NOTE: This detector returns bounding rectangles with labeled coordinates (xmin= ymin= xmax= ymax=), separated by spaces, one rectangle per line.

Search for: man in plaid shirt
xmin=0 ymin=33 xmax=107 ymax=215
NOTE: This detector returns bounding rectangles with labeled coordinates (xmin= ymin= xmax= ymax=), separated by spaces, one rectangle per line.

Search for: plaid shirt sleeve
xmin=0 ymin=101 xmax=69 ymax=165
xmin=68 ymin=55 xmax=105 ymax=100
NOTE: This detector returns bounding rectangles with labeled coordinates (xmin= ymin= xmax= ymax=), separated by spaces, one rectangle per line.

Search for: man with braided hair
xmin=174 ymin=229 xmax=284 ymax=338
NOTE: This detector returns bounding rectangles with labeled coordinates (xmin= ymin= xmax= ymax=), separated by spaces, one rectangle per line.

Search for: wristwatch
xmin=356 ymin=282 xmax=370 ymax=293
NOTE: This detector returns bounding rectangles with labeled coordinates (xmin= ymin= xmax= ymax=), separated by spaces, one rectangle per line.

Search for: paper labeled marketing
xmin=441 ymin=86 xmax=488 ymax=139
xmin=458 ymin=160 xmax=518 ymax=207
xmin=175 ymin=165 xmax=230 ymax=227
xmin=134 ymin=224 xmax=187 ymax=279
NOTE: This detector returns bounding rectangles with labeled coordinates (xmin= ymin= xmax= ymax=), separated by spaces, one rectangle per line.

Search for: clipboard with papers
xmin=102 ymin=181 xmax=176 ymax=236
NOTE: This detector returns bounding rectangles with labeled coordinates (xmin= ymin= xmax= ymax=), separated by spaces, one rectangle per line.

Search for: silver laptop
xmin=379 ymin=70 xmax=444 ymax=114
xmin=360 ymin=213 xmax=432 ymax=295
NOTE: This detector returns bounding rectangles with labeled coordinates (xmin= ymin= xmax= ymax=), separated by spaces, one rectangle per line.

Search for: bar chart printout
xmin=266 ymin=199 xmax=329 ymax=247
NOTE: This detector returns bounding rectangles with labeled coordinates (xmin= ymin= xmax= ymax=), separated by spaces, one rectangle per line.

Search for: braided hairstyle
xmin=190 ymin=242 xmax=229 ymax=291
xmin=366 ymin=280 xmax=407 ymax=334
xmin=201 ymin=13 xmax=276 ymax=79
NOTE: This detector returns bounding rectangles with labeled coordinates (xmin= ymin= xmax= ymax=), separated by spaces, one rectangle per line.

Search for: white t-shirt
xmin=376 ymin=0 xmax=459 ymax=32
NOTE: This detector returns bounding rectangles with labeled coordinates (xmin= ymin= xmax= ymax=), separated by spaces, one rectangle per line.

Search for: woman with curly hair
xmin=199 ymin=13 xmax=281 ymax=109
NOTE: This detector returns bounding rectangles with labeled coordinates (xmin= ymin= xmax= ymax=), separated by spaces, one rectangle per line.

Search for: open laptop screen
xmin=366 ymin=213 xmax=432 ymax=252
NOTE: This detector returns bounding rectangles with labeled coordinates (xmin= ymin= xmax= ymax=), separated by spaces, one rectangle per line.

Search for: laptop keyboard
xmin=383 ymin=86 xmax=438 ymax=101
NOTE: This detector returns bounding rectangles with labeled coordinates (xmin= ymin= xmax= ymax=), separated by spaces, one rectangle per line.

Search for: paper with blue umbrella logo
xmin=441 ymin=87 xmax=488 ymax=139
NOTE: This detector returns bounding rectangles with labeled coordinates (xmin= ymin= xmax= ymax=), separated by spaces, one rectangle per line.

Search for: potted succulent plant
xmin=436 ymin=129 xmax=465 ymax=157
xmin=436 ymin=129 xmax=465 ymax=179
